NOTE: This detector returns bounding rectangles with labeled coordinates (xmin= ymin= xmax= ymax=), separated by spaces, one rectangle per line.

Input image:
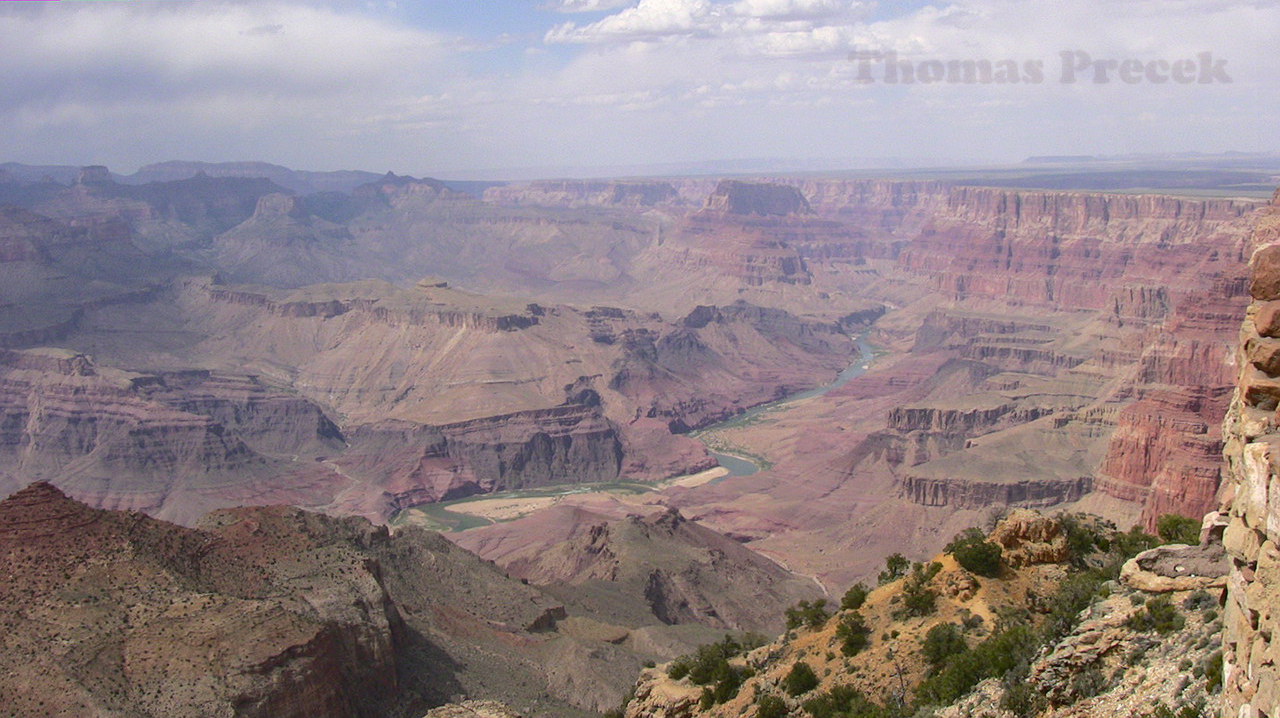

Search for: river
xmin=699 ymin=333 xmax=876 ymax=478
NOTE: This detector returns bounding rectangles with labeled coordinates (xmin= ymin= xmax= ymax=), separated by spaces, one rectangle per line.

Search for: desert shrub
xmin=879 ymin=553 xmax=910 ymax=585
xmin=1069 ymin=667 xmax=1108 ymax=701
xmin=1125 ymin=595 xmax=1185 ymax=634
xmin=920 ymin=624 xmax=967 ymax=671
xmin=945 ymin=528 xmax=1003 ymax=577
xmin=1056 ymin=512 xmax=1112 ymax=564
xmin=803 ymin=683 xmax=903 ymax=718
xmin=1142 ymin=699 xmax=1211 ymax=718
xmin=1001 ymin=679 xmax=1046 ymax=716
xmin=892 ymin=563 xmax=940 ymax=620
xmin=915 ymin=623 xmax=1039 ymax=707
xmin=786 ymin=599 xmax=831 ymax=630
xmin=1112 ymin=525 xmax=1160 ymax=560
xmin=710 ymin=666 xmax=754 ymax=705
xmin=842 ymin=582 xmax=869 ymax=610
xmin=1204 ymin=650 xmax=1223 ymax=693
xmin=669 ymin=634 xmax=759 ymax=685
xmin=784 ymin=661 xmax=820 ymax=697
xmin=836 ymin=612 xmax=871 ymax=656
xmin=757 ymin=694 xmax=789 ymax=718
xmin=1182 ymin=590 xmax=1216 ymax=612
xmin=1040 ymin=567 xmax=1115 ymax=643
xmin=1156 ymin=514 xmax=1201 ymax=545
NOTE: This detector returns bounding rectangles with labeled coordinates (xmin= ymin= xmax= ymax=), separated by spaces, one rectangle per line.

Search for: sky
xmin=0 ymin=0 xmax=1277 ymax=179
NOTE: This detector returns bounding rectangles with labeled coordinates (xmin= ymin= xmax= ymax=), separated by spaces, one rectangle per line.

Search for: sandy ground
xmin=436 ymin=466 xmax=732 ymax=523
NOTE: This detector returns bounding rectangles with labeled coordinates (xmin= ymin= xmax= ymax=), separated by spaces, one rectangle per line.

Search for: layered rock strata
xmin=0 ymin=482 xmax=656 ymax=718
xmin=1220 ymin=190 xmax=1280 ymax=717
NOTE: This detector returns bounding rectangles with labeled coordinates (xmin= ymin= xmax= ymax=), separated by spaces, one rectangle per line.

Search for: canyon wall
xmin=0 ymin=482 xmax=658 ymax=718
xmin=1220 ymin=191 xmax=1280 ymax=718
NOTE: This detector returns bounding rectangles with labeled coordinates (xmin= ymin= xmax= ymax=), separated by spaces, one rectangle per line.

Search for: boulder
xmin=1248 ymin=335 xmax=1280 ymax=377
xmin=989 ymin=509 xmax=1070 ymax=567
xmin=423 ymin=701 xmax=523 ymax=718
xmin=1252 ymin=244 xmax=1280 ymax=301
xmin=1120 ymin=543 xmax=1229 ymax=592
xmin=1256 ymin=301 xmax=1280 ymax=338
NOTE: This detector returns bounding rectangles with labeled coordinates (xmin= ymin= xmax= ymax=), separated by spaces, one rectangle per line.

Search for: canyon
xmin=0 ymin=165 xmax=1268 ymax=569
xmin=0 ymin=159 xmax=1274 ymax=714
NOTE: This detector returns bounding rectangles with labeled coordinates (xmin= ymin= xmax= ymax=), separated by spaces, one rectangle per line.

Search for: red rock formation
xmin=0 ymin=482 xmax=650 ymax=717
xmin=337 ymin=403 xmax=623 ymax=512
xmin=703 ymin=180 xmax=811 ymax=216
xmin=455 ymin=505 xmax=822 ymax=635
xmin=483 ymin=179 xmax=682 ymax=208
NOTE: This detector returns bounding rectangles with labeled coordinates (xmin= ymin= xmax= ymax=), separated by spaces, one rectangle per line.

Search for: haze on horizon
xmin=1 ymin=0 xmax=1277 ymax=179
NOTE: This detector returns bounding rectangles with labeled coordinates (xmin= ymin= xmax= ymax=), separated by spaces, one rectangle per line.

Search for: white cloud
xmin=0 ymin=0 xmax=1276 ymax=176
xmin=550 ymin=0 xmax=638 ymax=12
xmin=731 ymin=0 xmax=852 ymax=20
xmin=546 ymin=0 xmax=717 ymax=43
xmin=545 ymin=0 xmax=867 ymax=44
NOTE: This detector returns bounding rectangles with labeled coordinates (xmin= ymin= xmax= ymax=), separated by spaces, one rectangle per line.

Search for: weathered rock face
xmin=988 ymin=508 xmax=1070 ymax=567
xmin=423 ymin=701 xmax=523 ymax=718
xmin=0 ymin=348 xmax=347 ymax=523
xmin=1221 ymin=196 xmax=1280 ymax=718
xmin=455 ymin=505 xmax=822 ymax=635
xmin=0 ymin=482 xmax=403 ymax=718
xmin=483 ymin=180 xmax=682 ymax=209
xmin=339 ymin=403 xmax=624 ymax=510
xmin=900 ymin=475 xmax=1093 ymax=510
xmin=670 ymin=213 xmax=814 ymax=286
xmin=703 ymin=180 xmax=811 ymax=216
xmin=0 ymin=482 xmax=652 ymax=718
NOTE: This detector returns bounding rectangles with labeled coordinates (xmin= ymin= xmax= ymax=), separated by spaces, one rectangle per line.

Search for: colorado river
xmin=698 ymin=333 xmax=877 ymax=478
xmin=395 ymin=334 xmax=877 ymax=530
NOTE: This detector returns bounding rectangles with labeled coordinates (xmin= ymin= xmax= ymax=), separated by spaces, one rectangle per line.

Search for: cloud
xmin=731 ymin=0 xmax=851 ymax=20
xmin=0 ymin=3 xmax=452 ymax=111
xmin=546 ymin=0 xmax=716 ymax=43
xmin=545 ymin=0 xmax=866 ymax=44
xmin=0 ymin=0 xmax=1275 ymax=176
xmin=549 ymin=0 xmax=637 ymax=12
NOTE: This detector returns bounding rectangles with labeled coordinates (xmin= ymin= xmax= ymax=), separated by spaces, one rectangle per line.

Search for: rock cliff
xmin=455 ymin=505 xmax=822 ymax=635
xmin=483 ymin=180 xmax=682 ymax=208
xmin=0 ymin=482 xmax=666 ymax=718
xmin=1219 ymin=190 xmax=1280 ymax=718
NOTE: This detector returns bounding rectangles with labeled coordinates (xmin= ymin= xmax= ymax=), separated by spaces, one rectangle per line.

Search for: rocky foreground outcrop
xmin=455 ymin=505 xmax=823 ymax=635
xmin=1219 ymin=190 xmax=1280 ymax=717
xmin=0 ymin=482 xmax=656 ymax=718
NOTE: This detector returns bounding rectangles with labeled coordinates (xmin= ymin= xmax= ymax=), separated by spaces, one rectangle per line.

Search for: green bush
xmin=1156 ymin=514 xmax=1201 ymax=545
xmin=920 ymin=624 xmax=967 ymax=671
xmin=836 ymin=612 xmax=871 ymax=656
xmin=1056 ymin=512 xmax=1112 ymax=564
xmin=786 ymin=599 xmax=831 ymax=631
xmin=1182 ymin=590 xmax=1216 ymax=612
xmin=892 ymin=563 xmax=940 ymax=620
xmin=757 ymin=694 xmax=789 ymax=718
xmin=879 ymin=554 xmax=910 ymax=585
xmin=1125 ymin=595 xmax=1186 ymax=634
xmin=1204 ymin=650 xmax=1223 ymax=693
xmin=945 ymin=528 xmax=1003 ymax=577
xmin=1069 ymin=667 xmax=1108 ymax=701
xmin=1000 ymin=678 xmax=1046 ymax=716
xmin=668 ymin=634 xmax=761 ymax=690
xmin=1142 ymin=699 xmax=1211 ymax=718
xmin=1113 ymin=525 xmax=1160 ymax=560
xmin=802 ymin=684 xmax=902 ymax=718
xmin=915 ymin=623 xmax=1039 ymax=707
xmin=842 ymin=582 xmax=869 ymax=610
xmin=783 ymin=661 xmax=820 ymax=697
